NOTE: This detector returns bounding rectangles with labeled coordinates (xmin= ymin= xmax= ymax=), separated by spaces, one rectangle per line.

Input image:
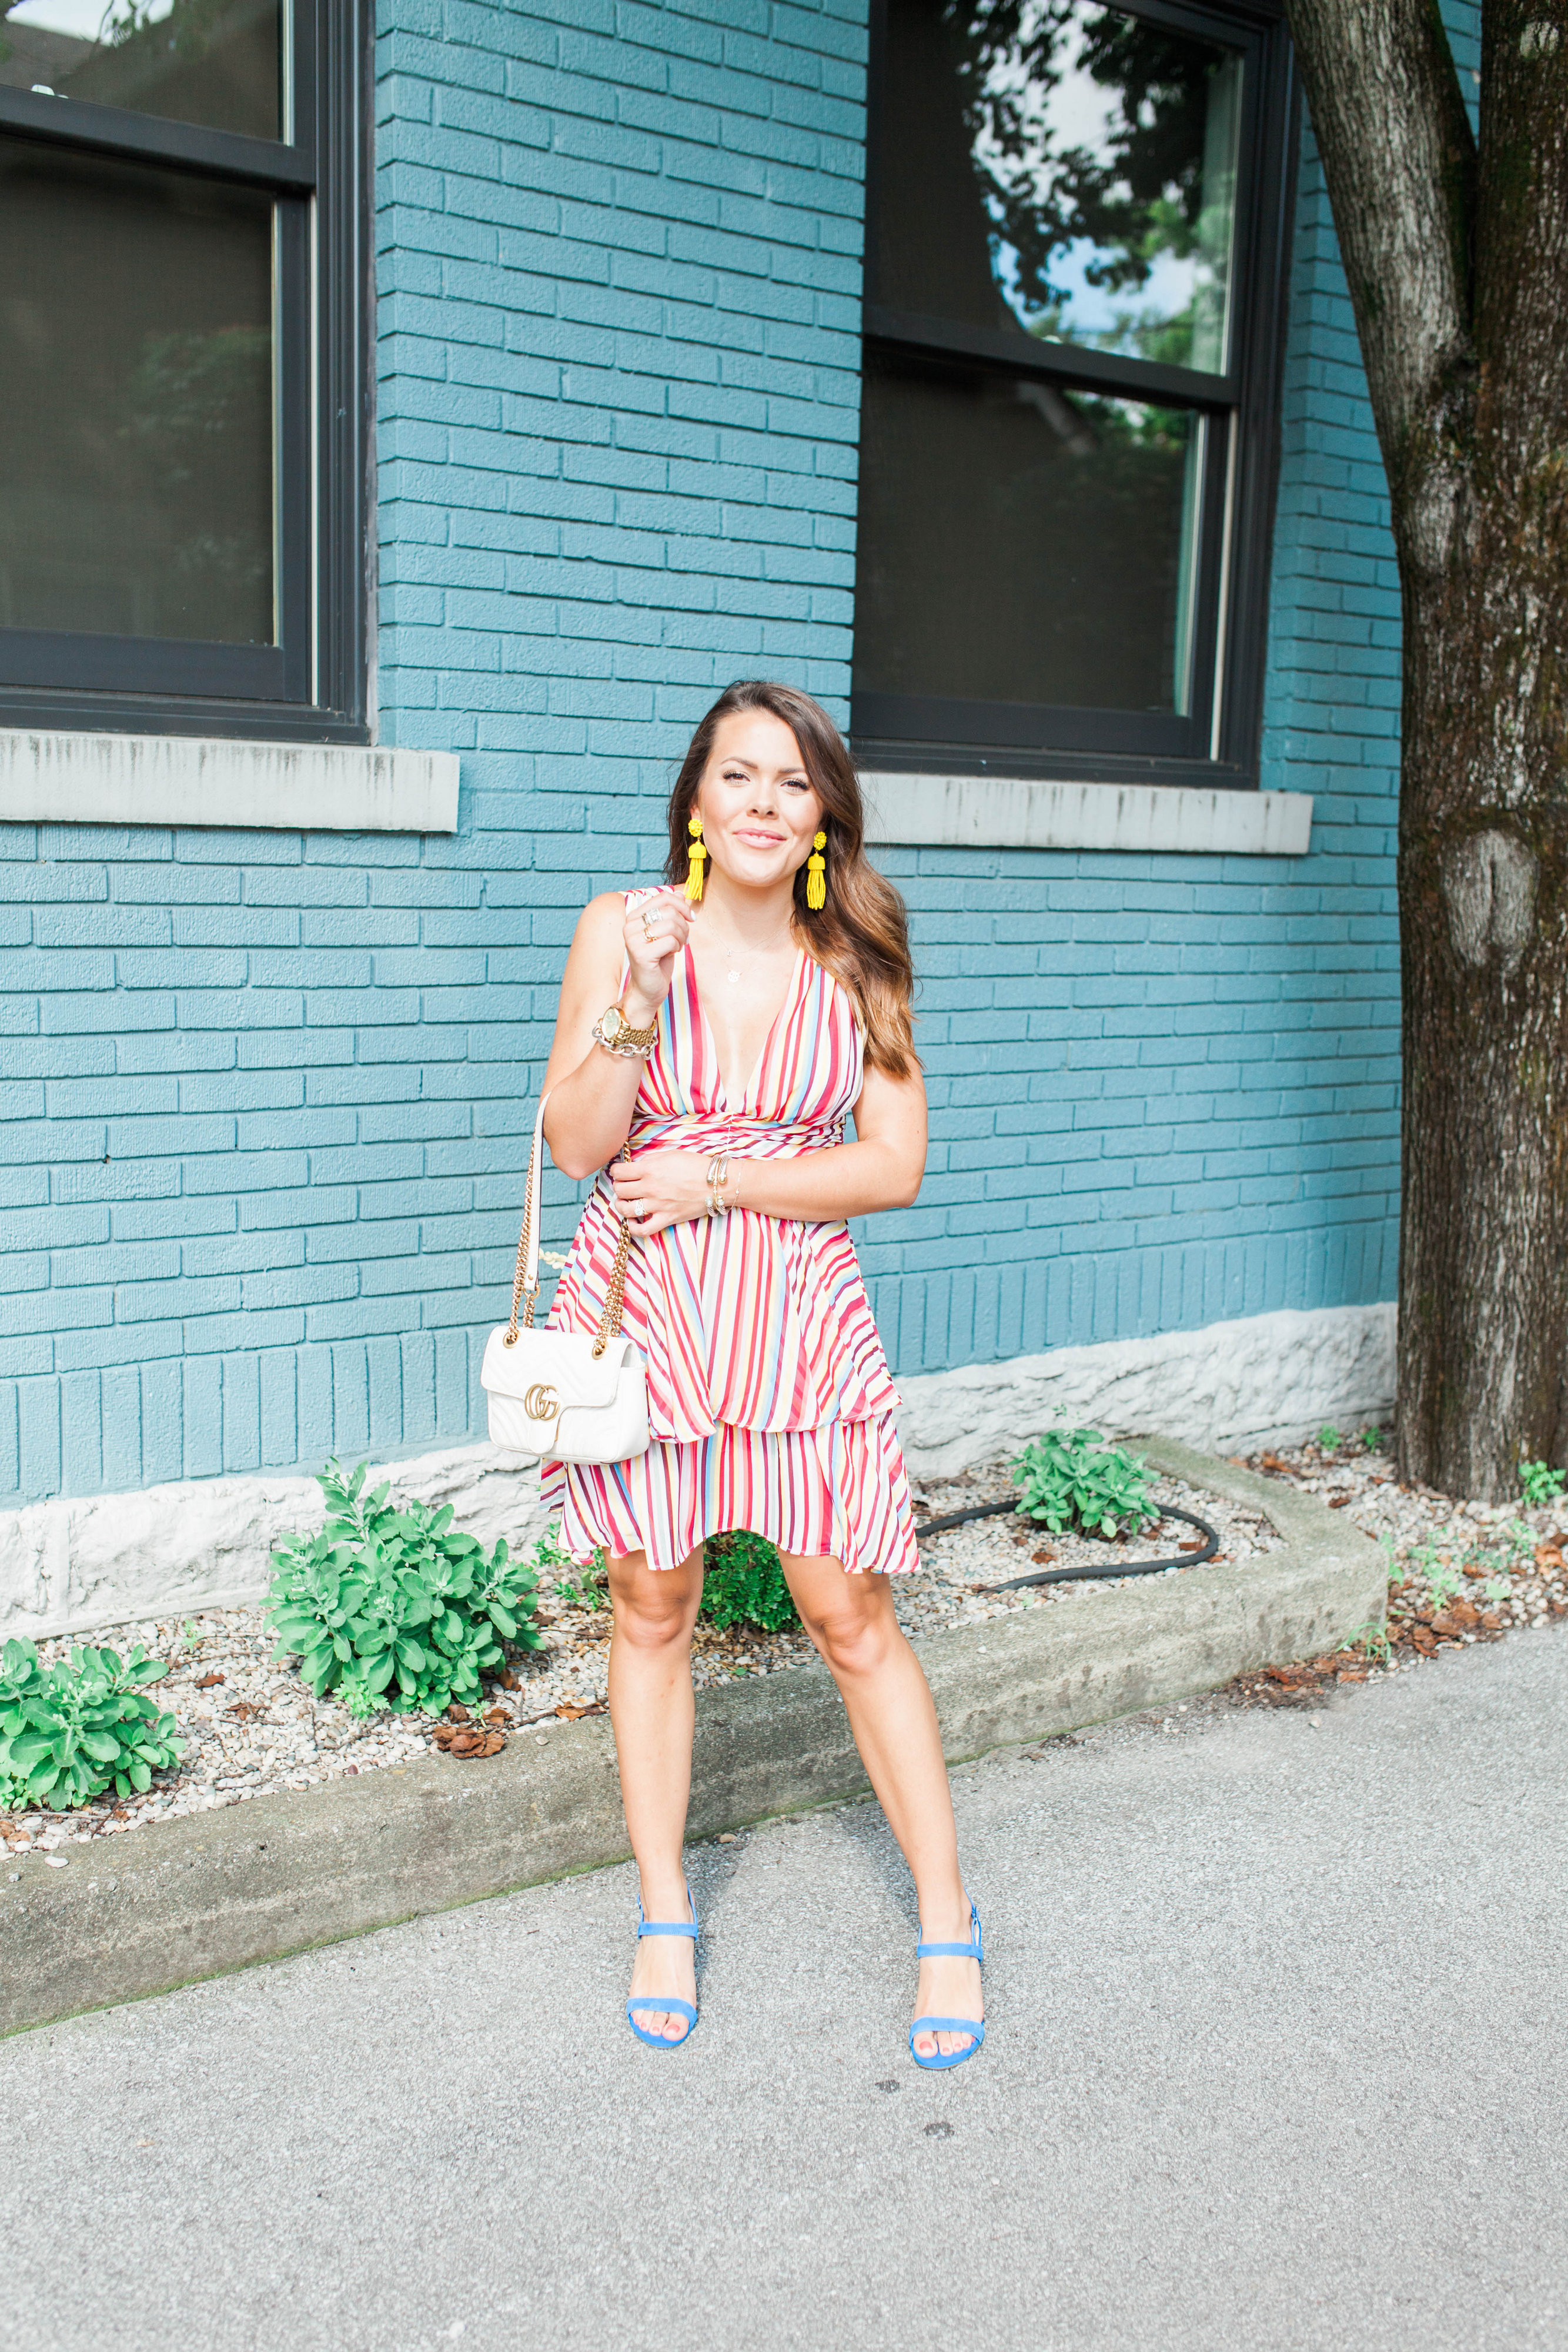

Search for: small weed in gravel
xmin=1231 ymin=1429 xmax=1568 ymax=1698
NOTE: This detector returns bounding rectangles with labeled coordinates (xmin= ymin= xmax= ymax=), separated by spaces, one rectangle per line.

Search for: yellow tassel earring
xmin=806 ymin=829 xmax=827 ymax=911
xmin=684 ymin=813 xmax=707 ymax=902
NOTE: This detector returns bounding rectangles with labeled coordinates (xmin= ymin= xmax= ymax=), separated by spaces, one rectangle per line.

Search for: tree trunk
xmin=1399 ymin=522 xmax=1568 ymax=1499
xmin=1285 ymin=0 xmax=1568 ymax=1497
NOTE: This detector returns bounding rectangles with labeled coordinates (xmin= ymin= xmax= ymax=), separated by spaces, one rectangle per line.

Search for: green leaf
xmin=265 ymin=1458 xmax=569 ymax=1730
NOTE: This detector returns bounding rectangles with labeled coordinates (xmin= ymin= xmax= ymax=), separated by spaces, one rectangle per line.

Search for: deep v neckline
xmin=686 ymin=941 xmax=806 ymax=1111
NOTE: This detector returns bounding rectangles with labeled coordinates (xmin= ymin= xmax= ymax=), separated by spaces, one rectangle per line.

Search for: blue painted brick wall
xmin=374 ymin=0 xmax=864 ymax=769
xmin=0 ymin=0 xmax=867 ymax=1506
xmin=0 ymin=1 xmax=1472 ymax=1504
xmin=854 ymin=109 xmax=1417 ymax=1372
xmin=857 ymin=0 xmax=1476 ymax=1372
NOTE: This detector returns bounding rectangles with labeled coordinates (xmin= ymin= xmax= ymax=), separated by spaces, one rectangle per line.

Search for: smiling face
xmin=693 ymin=709 xmax=825 ymax=894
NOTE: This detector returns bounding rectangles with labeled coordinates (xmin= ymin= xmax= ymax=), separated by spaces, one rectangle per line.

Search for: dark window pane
xmin=0 ymin=1 xmax=282 ymax=142
xmin=854 ymin=350 xmax=1205 ymax=714
xmin=876 ymin=0 xmax=1241 ymax=372
xmin=0 ymin=141 xmax=275 ymax=644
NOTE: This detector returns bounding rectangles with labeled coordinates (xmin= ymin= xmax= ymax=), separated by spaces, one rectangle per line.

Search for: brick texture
xmin=0 ymin=1 xmax=1474 ymax=1502
xmin=0 ymin=0 xmax=865 ymax=1504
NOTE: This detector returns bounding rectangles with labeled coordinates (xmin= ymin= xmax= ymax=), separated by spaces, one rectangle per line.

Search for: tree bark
xmin=1284 ymin=0 xmax=1568 ymax=1497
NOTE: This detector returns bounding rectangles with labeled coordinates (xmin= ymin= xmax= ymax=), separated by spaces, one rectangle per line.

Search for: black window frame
xmin=852 ymin=0 xmax=1298 ymax=790
xmin=0 ymin=0 xmax=371 ymax=745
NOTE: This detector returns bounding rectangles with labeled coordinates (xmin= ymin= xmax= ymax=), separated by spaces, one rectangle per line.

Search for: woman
xmin=540 ymin=680 xmax=984 ymax=2069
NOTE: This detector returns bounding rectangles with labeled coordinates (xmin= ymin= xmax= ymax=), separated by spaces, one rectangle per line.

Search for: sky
xmin=973 ymin=0 xmax=1236 ymax=355
xmin=1004 ymin=235 xmax=1205 ymax=342
xmin=6 ymin=2 xmax=175 ymax=36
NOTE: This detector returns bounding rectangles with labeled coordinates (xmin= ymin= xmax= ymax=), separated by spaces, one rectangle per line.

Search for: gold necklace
xmin=703 ymin=928 xmax=795 ymax=987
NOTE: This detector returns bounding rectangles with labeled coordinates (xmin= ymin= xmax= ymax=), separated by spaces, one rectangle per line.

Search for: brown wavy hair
xmin=663 ymin=680 xmax=918 ymax=1078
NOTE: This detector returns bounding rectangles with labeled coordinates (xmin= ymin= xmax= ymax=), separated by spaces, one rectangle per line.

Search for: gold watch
xmin=592 ymin=1003 xmax=658 ymax=1060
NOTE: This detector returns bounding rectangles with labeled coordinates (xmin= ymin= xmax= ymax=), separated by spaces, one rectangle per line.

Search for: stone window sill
xmin=0 ymin=728 xmax=459 ymax=833
xmin=861 ymin=771 xmax=1312 ymax=856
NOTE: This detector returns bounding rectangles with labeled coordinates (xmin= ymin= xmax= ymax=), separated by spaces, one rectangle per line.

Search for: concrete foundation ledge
xmin=0 ymin=1442 xmax=1383 ymax=2039
xmin=0 ymin=1300 xmax=1395 ymax=1641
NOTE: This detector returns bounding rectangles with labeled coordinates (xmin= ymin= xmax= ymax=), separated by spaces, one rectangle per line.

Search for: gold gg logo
xmin=523 ymin=1383 xmax=559 ymax=1421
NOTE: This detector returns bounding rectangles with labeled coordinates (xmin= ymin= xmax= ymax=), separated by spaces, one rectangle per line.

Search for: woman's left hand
xmin=609 ymin=1150 xmax=720 ymax=1237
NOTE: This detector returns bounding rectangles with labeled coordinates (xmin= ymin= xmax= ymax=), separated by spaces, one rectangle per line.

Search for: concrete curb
xmin=1 ymin=1442 xmax=1382 ymax=2037
xmin=3 ymin=1302 xmax=1396 ymax=1639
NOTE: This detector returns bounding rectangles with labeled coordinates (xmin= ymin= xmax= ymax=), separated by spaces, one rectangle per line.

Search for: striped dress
xmin=541 ymin=895 xmax=919 ymax=1576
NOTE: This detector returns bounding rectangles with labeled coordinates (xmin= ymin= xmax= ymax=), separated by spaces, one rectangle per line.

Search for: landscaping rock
xmin=0 ymin=1462 xmax=1279 ymax=1855
xmin=0 ymin=1441 xmax=1380 ymax=2037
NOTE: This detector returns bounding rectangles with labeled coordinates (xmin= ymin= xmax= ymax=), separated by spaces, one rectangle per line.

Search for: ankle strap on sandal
xmin=916 ymin=1897 xmax=982 ymax=1963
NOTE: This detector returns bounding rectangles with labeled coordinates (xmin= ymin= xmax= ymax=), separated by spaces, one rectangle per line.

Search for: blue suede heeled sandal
xmin=626 ymin=1882 xmax=700 ymax=2051
xmin=909 ymin=1897 xmax=985 ymax=2072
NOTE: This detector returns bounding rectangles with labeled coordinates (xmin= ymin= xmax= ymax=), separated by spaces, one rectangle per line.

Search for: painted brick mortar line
xmin=0 ymin=0 xmax=1476 ymax=1504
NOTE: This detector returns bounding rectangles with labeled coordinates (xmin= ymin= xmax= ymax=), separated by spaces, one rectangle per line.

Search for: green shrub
xmin=700 ymin=1531 xmax=800 ymax=1632
xmin=521 ymin=1516 xmax=798 ymax=1633
xmin=1520 ymin=1458 xmax=1566 ymax=1509
xmin=0 ymin=1638 xmax=184 ymax=1813
xmin=1011 ymin=1426 xmax=1156 ymax=1539
xmin=533 ymin=1519 xmax=609 ymax=1610
xmin=1318 ymin=1424 xmax=1342 ymax=1452
xmin=266 ymin=1459 xmax=543 ymax=1718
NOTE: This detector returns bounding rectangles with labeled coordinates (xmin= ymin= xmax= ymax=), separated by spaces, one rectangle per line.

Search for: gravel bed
xmin=1225 ymin=1430 xmax=1568 ymax=1706
xmin=900 ymin=1460 xmax=1279 ymax=1633
xmin=12 ymin=1430 xmax=1557 ymax=1860
xmin=0 ymin=1453 xmax=1271 ymax=1858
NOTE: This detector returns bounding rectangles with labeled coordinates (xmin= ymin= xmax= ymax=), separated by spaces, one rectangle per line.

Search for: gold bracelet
xmin=591 ymin=1003 xmax=658 ymax=1060
xmin=705 ymin=1150 xmax=731 ymax=1217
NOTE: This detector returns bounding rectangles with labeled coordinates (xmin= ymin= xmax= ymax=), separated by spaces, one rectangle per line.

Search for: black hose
xmin=911 ymin=1498 xmax=1221 ymax=1589
xmin=912 ymin=1497 xmax=1021 ymax=1538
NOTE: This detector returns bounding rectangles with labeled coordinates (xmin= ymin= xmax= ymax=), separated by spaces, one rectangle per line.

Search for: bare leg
xmin=780 ymin=1552 xmax=982 ymax=2061
xmin=607 ymin=1544 xmax=705 ymax=2042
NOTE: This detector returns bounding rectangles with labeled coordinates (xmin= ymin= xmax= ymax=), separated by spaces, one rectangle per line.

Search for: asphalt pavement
xmin=4 ymin=1626 xmax=1568 ymax=2352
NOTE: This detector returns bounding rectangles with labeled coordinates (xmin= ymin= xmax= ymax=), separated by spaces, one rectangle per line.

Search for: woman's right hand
xmin=622 ymin=888 xmax=697 ymax=1018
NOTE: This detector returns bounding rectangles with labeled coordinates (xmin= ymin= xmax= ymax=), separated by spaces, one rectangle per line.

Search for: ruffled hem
xmin=540 ymin=1414 xmax=918 ymax=1576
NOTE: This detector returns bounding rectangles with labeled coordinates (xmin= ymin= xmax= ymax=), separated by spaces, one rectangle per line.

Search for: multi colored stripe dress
xmin=541 ymin=897 xmax=919 ymax=1576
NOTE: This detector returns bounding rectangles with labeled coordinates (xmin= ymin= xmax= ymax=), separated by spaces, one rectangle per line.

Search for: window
xmin=852 ymin=0 xmax=1295 ymax=785
xmin=0 ymin=1 xmax=369 ymax=741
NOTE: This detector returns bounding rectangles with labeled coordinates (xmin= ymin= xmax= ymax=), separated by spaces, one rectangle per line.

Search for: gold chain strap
xmin=591 ymin=1209 xmax=634 ymax=1361
xmin=504 ymin=1138 xmax=634 ymax=1353
xmin=504 ymin=1190 xmax=536 ymax=1345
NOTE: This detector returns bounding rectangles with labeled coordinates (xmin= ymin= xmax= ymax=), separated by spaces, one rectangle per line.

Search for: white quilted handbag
xmin=480 ymin=1090 xmax=649 ymax=1465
